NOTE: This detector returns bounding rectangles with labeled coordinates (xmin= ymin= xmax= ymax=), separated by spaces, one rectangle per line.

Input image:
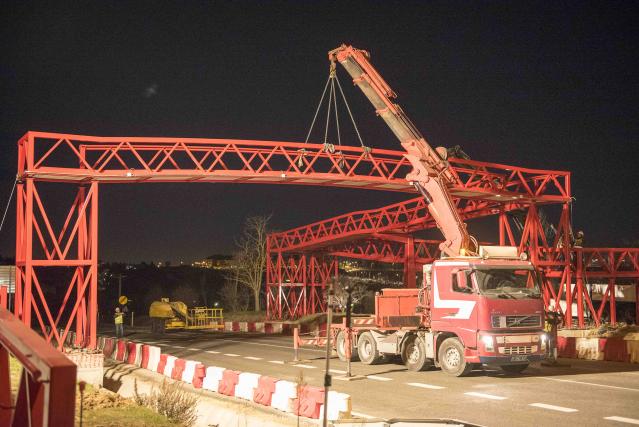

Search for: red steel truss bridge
xmin=10 ymin=131 xmax=639 ymax=351
xmin=267 ymin=183 xmax=639 ymax=327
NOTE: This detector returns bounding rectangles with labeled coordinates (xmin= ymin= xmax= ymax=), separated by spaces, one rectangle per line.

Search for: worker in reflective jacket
xmin=114 ymin=307 xmax=124 ymax=337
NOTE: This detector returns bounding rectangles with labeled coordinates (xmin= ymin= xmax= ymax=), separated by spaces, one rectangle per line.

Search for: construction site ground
xmin=103 ymin=328 xmax=639 ymax=427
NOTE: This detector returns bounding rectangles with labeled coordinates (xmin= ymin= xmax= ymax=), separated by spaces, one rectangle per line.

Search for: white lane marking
xmin=366 ymin=375 xmax=392 ymax=382
xmin=244 ymin=356 xmax=263 ymax=361
xmin=219 ymin=338 xmax=325 ymax=353
xmin=171 ymin=345 xmax=186 ymax=349
xmin=205 ymin=350 xmax=220 ymax=354
xmin=604 ymin=416 xmax=639 ymax=425
xmin=406 ymin=382 xmax=445 ymax=390
xmin=187 ymin=348 xmax=201 ymax=351
xmin=529 ymin=403 xmax=578 ymax=413
xmin=351 ymin=411 xmax=377 ymax=419
xmin=330 ymin=369 xmax=347 ymax=374
xmin=464 ymin=392 xmax=507 ymax=401
xmin=269 ymin=360 xmax=285 ymax=365
xmin=144 ymin=341 xmax=158 ymax=344
xmin=223 ymin=353 xmax=240 ymax=357
xmin=293 ymin=364 xmax=316 ymax=369
xmin=541 ymin=377 xmax=639 ymax=392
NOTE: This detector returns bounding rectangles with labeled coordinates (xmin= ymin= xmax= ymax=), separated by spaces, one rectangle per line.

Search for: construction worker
xmin=114 ymin=307 xmax=124 ymax=337
xmin=543 ymin=307 xmax=562 ymax=363
xmin=574 ymin=230 xmax=584 ymax=247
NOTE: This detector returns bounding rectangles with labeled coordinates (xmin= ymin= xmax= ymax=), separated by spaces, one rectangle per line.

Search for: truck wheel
xmin=401 ymin=335 xmax=432 ymax=371
xmin=357 ymin=332 xmax=384 ymax=365
xmin=336 ymin=331 xmax=359 ymax=362
xmin=438 ymin=337 xmax=473 ymax=377
xmin=501 ymin=364 xmax=529 ymax=374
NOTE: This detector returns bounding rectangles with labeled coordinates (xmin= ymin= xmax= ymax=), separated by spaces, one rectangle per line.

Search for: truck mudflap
xmin=479 ymin=354 xmax=544 ymax=365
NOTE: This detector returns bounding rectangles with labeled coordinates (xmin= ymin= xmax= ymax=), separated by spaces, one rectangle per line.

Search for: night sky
xmin=1 ymin=1 xmax=638 ymax=263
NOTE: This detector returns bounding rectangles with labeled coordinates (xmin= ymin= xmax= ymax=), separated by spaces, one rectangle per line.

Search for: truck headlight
xmin=481 ymin=335 xmax=494 ymax=352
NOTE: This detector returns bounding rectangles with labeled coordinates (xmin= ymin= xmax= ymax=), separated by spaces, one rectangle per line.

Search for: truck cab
xmin=426 ymin=246 xmax=546 ymax=375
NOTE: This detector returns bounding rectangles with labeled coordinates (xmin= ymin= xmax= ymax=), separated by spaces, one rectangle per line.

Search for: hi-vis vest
xmin=114 ymin=313 xmax=124 ymax=324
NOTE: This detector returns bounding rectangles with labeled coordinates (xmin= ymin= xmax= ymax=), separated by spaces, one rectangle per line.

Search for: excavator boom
xmin=329 ymin=44 xmax=476 ymax=257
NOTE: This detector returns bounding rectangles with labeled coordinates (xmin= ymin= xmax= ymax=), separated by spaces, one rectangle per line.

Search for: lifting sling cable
xmin=0 ymin=176 xmax=17 ymax=234
xmin=304 ymin=65 xmax=367 ymax=149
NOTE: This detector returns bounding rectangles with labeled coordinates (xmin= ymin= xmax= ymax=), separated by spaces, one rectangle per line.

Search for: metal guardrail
xmin=185 ymin=307 xmax=224 ymax=329
xmin=0 ymin=308 xmax=77 ymax=426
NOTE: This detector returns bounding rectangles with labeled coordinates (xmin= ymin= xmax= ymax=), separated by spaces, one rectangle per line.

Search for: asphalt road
xmin=108 ymin=328 xmax=639 ymax=427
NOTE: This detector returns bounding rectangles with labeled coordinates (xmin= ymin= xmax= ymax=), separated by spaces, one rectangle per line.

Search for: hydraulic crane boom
xmin=329 ymin=44 xmax=477 ymax=257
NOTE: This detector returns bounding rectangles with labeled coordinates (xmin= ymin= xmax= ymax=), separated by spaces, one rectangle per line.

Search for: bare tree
xmin=219 ymin=267 xmax=249 ymax=312
xmin=235 ymin=215 xmax=271 ymax=312
xmin=332 ymin=276 xmax=369 ymax=312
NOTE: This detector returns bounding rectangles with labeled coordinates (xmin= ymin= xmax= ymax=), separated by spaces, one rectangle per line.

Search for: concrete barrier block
xmin=203 ymin=366 xmax=226 ymax=392
xmin=182 ymin=360 xmax=201 ymax=384
xmin=271 ymin=380 xmax=298 ymax=412
xmin=319 ymin=391 xmax=352 ymax=421
xmin=576 ymin=337 xmax=602 ymax=360
xmin=163 ymin=355 xmax=177 ymax=377
xmin=147 ymin=346 xmax=161 ymax=372
xmin=235 ymin=372 xmax=261 ymax=400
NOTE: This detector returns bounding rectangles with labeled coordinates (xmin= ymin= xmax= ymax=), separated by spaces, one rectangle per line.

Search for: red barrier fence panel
xmin=141 ymin=345 xmax=150 ymax=368
xmin=172 ymin=359 xmax=186 ymax=380
xmin=232 ymin=322 xmax=240 ymax=332
xmin=103 ymin=338 xmax=115 ymax=358
xmin=218 ymin=370 xmax=241 ymax=396
xmin=116 ymin=340 xmax=127 ymax=361
xmin=293 ymin=385 xmax=325 ymax=419
xmin=247 ymin=322 xmax=256 ymax=333
xmin=253 ymin=376 xmax=279 ymax=406
xmin=126 ymin=342 xmax=137 ymax=364
xmin=556 ymin=336 xmax=576 ymax=358
xmin=192 ymin=363 xmax=206 ymax=389
xmin=0 ymin=308 xmax=77 ymax=426
xmin=599 ymin=338 xmax=630 ymax=362
xmin=157 ymin=354 xmax=168 ymax=374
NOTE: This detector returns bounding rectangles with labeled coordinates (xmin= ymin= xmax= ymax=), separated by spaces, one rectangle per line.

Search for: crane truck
xmin=321 ymin=45 xmax=546 ymax=376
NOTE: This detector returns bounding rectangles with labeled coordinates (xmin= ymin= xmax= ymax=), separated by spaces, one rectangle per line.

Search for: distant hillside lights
xmin=191 ymin=255 xmax=235 ymax=270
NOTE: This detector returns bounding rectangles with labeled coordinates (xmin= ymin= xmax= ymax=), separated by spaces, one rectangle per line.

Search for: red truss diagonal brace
xmin=20 ymin=131 xmax=569 ymax=202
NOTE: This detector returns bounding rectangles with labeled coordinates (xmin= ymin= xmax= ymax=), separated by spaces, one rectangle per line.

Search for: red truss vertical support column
xmin=404 ymin=235 xmax=416 ymax=288
xmin=15 ymin=133 xmax=99 ymax=349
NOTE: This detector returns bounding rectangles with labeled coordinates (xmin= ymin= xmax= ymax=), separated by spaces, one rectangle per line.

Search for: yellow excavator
xmin=149 ymin=298 xmax=224 ymax=333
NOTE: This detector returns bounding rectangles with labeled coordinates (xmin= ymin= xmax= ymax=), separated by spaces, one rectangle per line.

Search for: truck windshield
xmin=473 ymin=268 xmax=541 ymax=299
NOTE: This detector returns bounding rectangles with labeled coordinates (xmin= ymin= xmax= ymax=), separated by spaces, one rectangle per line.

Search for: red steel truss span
xmin=12 ymin=131 xmax=636 ymax=347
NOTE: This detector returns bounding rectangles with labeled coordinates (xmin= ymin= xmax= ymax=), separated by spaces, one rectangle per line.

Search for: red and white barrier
xmin=320 ymin=391 xmax=352 ymax=421
xmin=271 ymin=380 xmax=298 ymax=413
xmin=97 ymin=335 xmax=354 ymax=421
xmin=253 ymin=376 xmax=278 ymax=406
xmin=182 ymin=360 xmax=201 ymax=384
xmin=235 ymin=372 xmax=261 ymax=400
xmin=202 ymin=366 xmax=226 ymax=392
xmin=218 ymin=370 xmax=241 ymax=396
xmin=163 ymin=355 xmax=177 ymax=377
xmin=147 ymin=346 xmax=161 ymax=372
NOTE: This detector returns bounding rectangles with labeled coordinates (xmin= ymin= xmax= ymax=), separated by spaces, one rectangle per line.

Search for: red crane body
xmin=329 ymin=44 xmax=475 ymax=257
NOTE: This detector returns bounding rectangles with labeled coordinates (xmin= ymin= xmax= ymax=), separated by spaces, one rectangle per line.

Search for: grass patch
xmin=10 ymin=356 xmax=175 ymax=426
xmin=80 ymin=406 xmax=175 ymax=427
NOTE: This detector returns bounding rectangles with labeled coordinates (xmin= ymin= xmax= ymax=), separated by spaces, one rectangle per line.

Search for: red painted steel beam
xmin=0 ymin=308 xmax=76 ymax=426
xmin=268 ymin=196 xmax=530 ymax=253
xmin=19 ymin=131 xmax=570 ymax=203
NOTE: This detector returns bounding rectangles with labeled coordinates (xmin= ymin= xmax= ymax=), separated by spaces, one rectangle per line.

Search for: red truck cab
xmin=343 ymin=246 xmax=546 ymax=376
xmin=425 ymin=246 xmax=546 ymax=375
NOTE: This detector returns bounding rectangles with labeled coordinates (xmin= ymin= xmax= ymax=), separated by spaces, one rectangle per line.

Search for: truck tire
xmin=357 ymin=332 xmax=384 ymax=365
xmin=336 ymin=331 xmax=359 ymax=362
xmin=401 ymin=335 xmax=432 ymax=372
xmin=501 ymin=364 xmax=529 ymax=374
xmin=438 ymin=337 xmax=473 ymax=377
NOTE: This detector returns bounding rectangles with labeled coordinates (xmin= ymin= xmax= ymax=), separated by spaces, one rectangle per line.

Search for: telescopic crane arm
xmin=329 ymin=44 xmax=477 ymax=257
